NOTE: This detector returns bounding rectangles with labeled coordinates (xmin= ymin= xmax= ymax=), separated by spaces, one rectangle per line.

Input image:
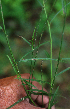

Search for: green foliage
xmin=50 ymin=86 xmax=59 ymax=108
xmin=0 ymin=0 xmax=70 ymax=109
xmin=0 ymin=26 xmax=2 ymax=29
xmin=56 ymin=67 xmax=70 ymax=77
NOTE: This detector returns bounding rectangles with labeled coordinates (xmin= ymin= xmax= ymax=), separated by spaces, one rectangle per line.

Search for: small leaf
xmin=18 ymin=78 xmax=50 ymax=84
xmin=37 ymin=0 xmax=43 ymax=7
xmin=19 ymin=78 xmax=37 ymax=88
xmin=19 ymin=36 xmax=31 ymax=46
xmin=56 ymin=67 xmax=70 ymax=77
xmin=19 ymin=41 xmax=50 ymax=62
xmin=27 ymin=89 xmax=49 ymax=96
xmin=0 ymin=26 xmax=2 ymax=30
xmin=45 ymin=50 xmax=50 ymax=58
xmin=50 ymin=86 xmax=59 ymax=107
xmin=7 ymin=55 xmax=17 ymax=74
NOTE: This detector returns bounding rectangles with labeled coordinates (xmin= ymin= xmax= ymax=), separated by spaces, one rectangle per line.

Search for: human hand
xmin=0 ymin=73 xmax=55 ymax=109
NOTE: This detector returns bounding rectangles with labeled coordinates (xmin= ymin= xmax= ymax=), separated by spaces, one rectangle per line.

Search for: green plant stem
xmin=0 ymin=0 xmax=20 ymax=77
xmin=43 ymin=0 xmax=52 ymax=108
xmin=22 ymin=81 xmax=36 ymax=106
xmin=0 ymin=1 xmax=36 ymax=108
xmin=52 ymin=0 xmax=67 ymax=88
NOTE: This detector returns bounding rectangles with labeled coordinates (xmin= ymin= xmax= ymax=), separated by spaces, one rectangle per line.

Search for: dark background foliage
xmin=0 ymin=0 xmax=70 ymax=108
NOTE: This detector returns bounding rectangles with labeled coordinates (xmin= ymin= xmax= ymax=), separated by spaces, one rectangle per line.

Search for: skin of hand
xmin=0 ymin=73 xmax=55 ymax=109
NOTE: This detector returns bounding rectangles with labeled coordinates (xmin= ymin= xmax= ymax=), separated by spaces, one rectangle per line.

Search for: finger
xmin=36 ymin=95 xmax=49 ymax=106
xmin=22 ymin=100 xmax=46 ymax=109
xmin=45 ymin=103 xmax=55 ymax=109
xmin=31 ymin=80 xmax=49 ymax=106
xmin=51 ymin=105 xmax=55 ymax=109
xmin=21 ymin=74 xmax=54 ymax=109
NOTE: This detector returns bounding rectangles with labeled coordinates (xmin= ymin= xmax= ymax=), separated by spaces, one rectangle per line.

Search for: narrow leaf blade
xmin=56 ymin=67 xmax=70 ymax=77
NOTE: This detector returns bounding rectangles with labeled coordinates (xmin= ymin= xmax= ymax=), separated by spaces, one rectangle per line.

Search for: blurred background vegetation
xmin=0 ymin=0 xmax=70 ymax=109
